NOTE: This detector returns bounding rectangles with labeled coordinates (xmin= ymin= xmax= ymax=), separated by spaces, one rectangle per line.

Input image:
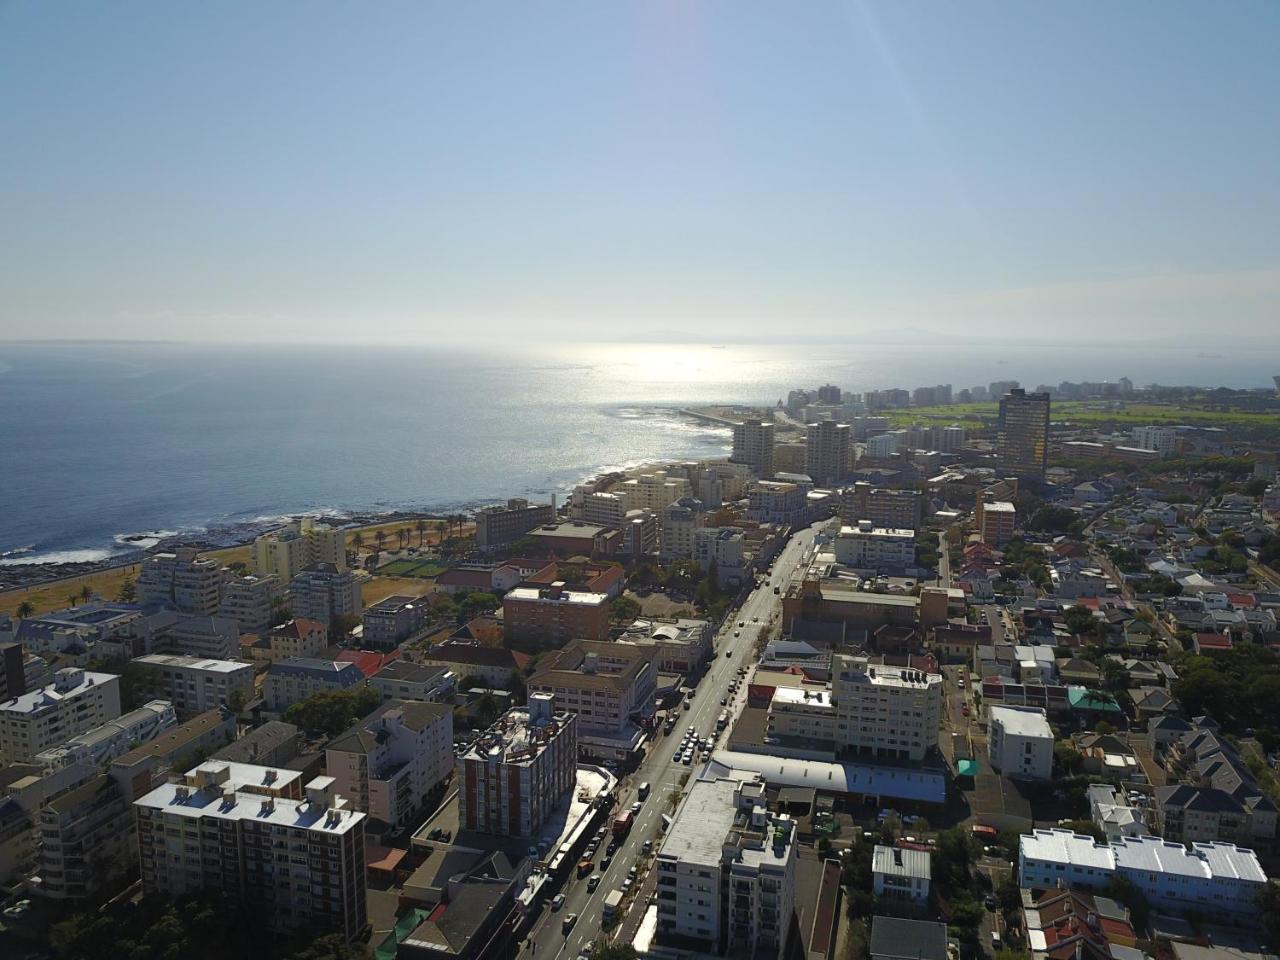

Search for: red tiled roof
xmin=337 ymin=648 xmax=401 ymax=677
xmin=1195 ymin=632 xmax=1232 ymax=649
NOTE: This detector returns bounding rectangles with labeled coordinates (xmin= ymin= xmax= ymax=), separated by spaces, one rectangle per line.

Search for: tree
xmin=610 ymin=595 xmax=642 ymax=624
xmin=79 ymin=584 xmax=93 ymax=603
xmin=416 ymin=518 xmax=429 ymax=546
xmin=284 ymin=687 xmax=382 ymax=738
xmin=459 ymin=591 xmax=500 ymax=624
xmin=116 ymin=576 xmax=137 ymax=603
xmin=1258 ymin=881 xmax=1280 ymax=951
xmin=1054 ymin=742 xmax=1084 ymax=775
xmin=16 ymin=599 xmax=34 ymax=619
xmin=352 ymin=530 xmax=365 ymax=552
xmin=587 ymin=943 xmax=639 ymax=960
xmin=375 ymin=530 xmax=387 ymax=552
xmin=947 ymin=897 xmax=986 ymax=941
xmin=66 ymin=592 xmax=79 ymax=607
xmin=1104 ymin=874 xmax=1150 ymax=929
xmin=1064 ymin=605 xmax=1096 ymax=637
xmin=330 ymin=613 xmax=361 ymax=638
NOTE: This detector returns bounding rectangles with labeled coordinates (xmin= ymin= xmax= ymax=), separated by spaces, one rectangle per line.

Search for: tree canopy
xmin=284 ymin=686 xmax=382 ymax=738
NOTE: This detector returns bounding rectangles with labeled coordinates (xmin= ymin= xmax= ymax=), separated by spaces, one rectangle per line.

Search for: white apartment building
xmin=164 ymin=616 xmax=241 ymax=660
xmin=866 ymin=433 xmax=897 ymax=458
xmin=369 ymin=661 xmax=457 ymax=704
xmin=136 ymin=547 xmax=226 ymax=615
xmin=578 ymin=491 xmax=628 ymax=527
xmin=693 ymin=527 xmax=748 ymax=589
xmin=747 ymin=480 xmax=807 ymax=525
xmin=872 ymin=844 xmax=931 ymax=903
xmin=1018 ymin=828 xmax=1267 ymax=920
xmin=133 ymin=654 xmax=255 ymax=716
xmin=218 ymin=574 xmax=282 ymax=634
xmin=655 ymin=776 xmax=795 ymax=960
xmin=619 ymin=471 xmax=693 ymax=513
xmin=731 ymin=419 xmax=776 ymax=479
xmin=326 ymin=700 xmax=453 ymax=830
xmin=833 ymin=522 xmax=915 ymax=570
xmin=988 ymin=705 xmax=1054 ymax=781
xmin=35 ymin=699 xmax=176 ymax=771
xmin=766 ymin=687 xmax=837 ymax=745
xmin=457 ymin=694 xmax=578 ymax=838
xmin=806 ymin=420 xmax=851 ymax=485
xmin=253 ymin=517 xmax=347 ymax=583
xmin=0 ymin=668 xmax=123 ymax=765
xmin=660 ymin=498 xmax=704 ymax=561
xmin=135 ymin=767 xmax=367 ymax=940
xmin=1131 ymin=425 xmax=1180 ymax=457
xmin=287 ymin=564 xmax=362 ymax=625
xmin=832 ymin=655 xmax=942 ymax=762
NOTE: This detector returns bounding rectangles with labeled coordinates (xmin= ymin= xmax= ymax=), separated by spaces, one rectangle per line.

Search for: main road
xmin=523 ymin=522 xmax=822 ymax=959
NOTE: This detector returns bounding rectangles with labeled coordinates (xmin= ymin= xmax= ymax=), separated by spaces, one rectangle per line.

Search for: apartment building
xmin=136 ymin=547 xmax=226 ymax=615
xmin=832 ymin=655 xmax=942 ymax=762
xmin=660 ymin=498 xmax=705 ymax=561
xmin=528 ymin=641 xmax=655 ymax=757
xmin=731 ymin=419 xmax=776 ymax=479
xmin=265 ymin=617 xmax=328 ymax=660
xmin=747 ymin=480 xmax=807 ymax=525
xmin=369 ymin=660 xmax=457 ymax=704
xmin=655 ymin=776 xmax=795 ymax=960
xmin=766 ymin=687 xmax=837 ymax=746
xmin=133 ymin=655 xmax=254 ymax=717
xmin=624 ymin=509 xmax=660 ymax=558
xmin=1131 ymin=425 xmax=1180 ymax=457
xmin=619 ymin=471 xmax=693 ymax=513
xmin=135 ymin=767 xmax=367 ymax=940
xmin=162 ymin=616 xmax=241 ymax=660
xmin=502 ymin=582 xmax=610 ymax=647
xmin=997 ymin=389 xmax=1051 ymax=481
xmin=417 ymin=641 xmax=530 ymax=689
xmin=35 ymin=699 xmax=176 ymax=772
xmin=988 ymin=705 xmax=1054 ymax=781
xmin=0 ymin=668 xmax=123 ymax=765
xmin=474 ymin=498 xmax=555 ymax=551
xmin=616 ymin=617 xmax=712 ymax=673
xmin=1018 ymin=829 xmax=1267 ymax=920
xmin=839 ymin=483 xmax=924 ymax=530
xmin=977 ymin=498 xmax=1017 ymax=546
xmin=218 ymin=573 xmax=282 ymax=634
xmin=263 ymin=657 xmax=365 ymax=711
xmin=253 ymin=517 xmax=347 ymax=582
xmin=326 ymin=700 xmax=453 ymax=830
xmin=834 ymin=522 xmax=915 ymax=570
xmin=693 ymin=527 xmax=748 ymax=589
xmin=287 ymin=564 xmax=362 ymax=625
xmin=806 ymin=420 xmax=851 ymax=486
xmin=1154 ymin=784 xmax=1278 ymax=848
xmin=0 ymin=641 xmax=25 ymax=701
xmin=360 ymin=595 xmax=427 ymax=650
xmin=36 ymin=771 xmax=135 ymax=901
xmin=456 ymin=693 xmax=577 ymax=838
xmin=577 ymin=491 xmax=628 ymax=527
xmin=109 ymin=707 xmax=239 ymax=793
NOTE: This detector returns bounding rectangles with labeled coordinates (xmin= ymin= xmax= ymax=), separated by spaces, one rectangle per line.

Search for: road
xmin=523 ymin=523 xmax=821 ymax=960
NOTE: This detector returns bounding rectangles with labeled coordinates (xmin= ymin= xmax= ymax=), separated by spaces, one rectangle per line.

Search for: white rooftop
xmin=505 ymin=586 xmax=607 ymax=606
xmin=657 ymin=776 xmax=739 ymax=869
xmin=1020 ymin=829 xmax=1115 ymax=871
xmin=135 ymin=776 xmax=363 ymax=836
xmin=0 ymin=669 xmax=117 ymax=715
xmin=990 ymin=705 xmax=1054 ymax=739
xmin=873 ymin=844 xmax=932 ymax=880
xmin=134 ymin=653 xmax=251 ymax=673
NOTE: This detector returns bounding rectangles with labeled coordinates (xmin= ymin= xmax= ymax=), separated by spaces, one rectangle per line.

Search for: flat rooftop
xmin=135 ymin=777 xmax=363 ymax=836
xmin=657 ymin=776 xmax=740 ymax=869
xmin=457 ymin=706 xmax=575 ymax=766
xmin=134 ymin=654 xmax=250 ymax=673
xmin=990 ymin=705 xmax=1054 ymax=739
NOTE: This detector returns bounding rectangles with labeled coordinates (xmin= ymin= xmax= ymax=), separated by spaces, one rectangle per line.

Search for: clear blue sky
xmin=2 ymin=1 xmax=1277 ymax=343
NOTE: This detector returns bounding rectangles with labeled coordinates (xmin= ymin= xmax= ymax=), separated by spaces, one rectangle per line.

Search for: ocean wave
xmin=0 ymin=547 xmax=122 ymax=567
xmin=113 ymin=530 xmax=180 ymax=550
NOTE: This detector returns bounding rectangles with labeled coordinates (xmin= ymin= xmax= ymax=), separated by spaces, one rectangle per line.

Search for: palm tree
xmin=416 ymin=519 xmax=428 ymax=547
xmin=375 ymin=530 xmax=387 ymax=552
xmin=352 ymin=531 xmax=365 ymax=555
xmin=66 ymin=593 xmax=79 ymax=608
xmin=79 ymin=584 xmax=93 ymax=603
xmin=16 ymin=600 xmax=34 ymax=619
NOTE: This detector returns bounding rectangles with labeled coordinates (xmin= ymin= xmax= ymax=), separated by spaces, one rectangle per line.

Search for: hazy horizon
xmin=3 ymin=2 xmax=1278 ymax=344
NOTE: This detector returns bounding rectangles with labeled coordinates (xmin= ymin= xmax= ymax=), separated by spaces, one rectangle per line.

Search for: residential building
xmin=136 ymin=547 xmax=226 ymax=615
xmin=266 ymin=617 xmax=329 ymax=660
xmin=163 ymin=616 xmax=241 ymax=660
xmin=655 ymin=775 xmax=795 ymax=960
xmin=806 ymin=420 xmax=851 ymax=486
xmin=1087 ymin=784 xmax=1148 ymax=841
xmin=287 ymin=564 xmax=362 ymax=625
xmin=110 ymin=706 xmax=238 ymax=791
xmin=0 ymin=641 xmax=25 ymax=701
xmin=578 ymin=491 xmax=628 ymax=527
xmin=834 ymin=522 xmax=915 ymax=570
xmin=661 ymin=497 xmax=705 ymax=561
xmin=518 ymin=559 xmax=626 ymax=598
xmin=747 ymin=480 xmax=807 ymax=525
xmin=217 ymin=573 xmax=282 ymax=634
xmin=998 ymin=389 xmax=1051 ymax=481
xmin=977 ymin=499 xmax=1017 ymax=546
xmin=866 ymin=433 xmax=897 ymax=459
xmin=133 ymin=654 xmax=254 ymax=716
xmin=456 ymin=693 xmax=577 ymax=837
xmin=693 ymin=527 xmax=748 ymax=589
xmin=135 ymin=768 xmax=367 ymax=940
xmin=263 ymin=657 xmax=365 ymax=711
xmin=361 ymin=595 xmax=428 ymax=650
xmin=839 ymin=484 xmax=924 ymax=530
xmin=528 ymin=641 xmax=656 ymax=758
xmin=253 ymin=517 xmax=347 ymax=581
xmin=619 ymin=471 xmax=693 ymax=513
xmin=988 ymin=705 xmax=1054 ymax=781
xmin=210 ymin=720 xmax=300 ymax=767
xmin=1155 ymin=784 xmax=1277 ymax=848
xmin=369 ymin=660 xmax=457 ymax=704
xmin=35 ymin=700 xmax=176 ymax=772
xmin=832 ymin=655 xmax=943 ymax=762
xmin=326 ymin=699 xmax=453 ymax=830
xmin=1131 ymin=425 xmax=1179 ymax=458
xmin=869 ymin=917 xmax=948 ymax=960
xmin=1018 ymin=829 xmax=1267 ymax=920
xmin=36 ymin=771 xmax=135 ymax=900
xmin=766 ymin=687 xmax=837 ymax=749
xmin=0 ymin=668 xmax=122 ymax=765
xmin=624 ymin=508 xmax=660 ymax=558
xmin=872 ymin=845 xmax=931 ymax=904
xmin=732 ymin=419 xmax=776 ymax=479
xmin=475 ymin=498 xmax=556 ymax=551
xmin=502 ymin=582 xmax=610 ymax=647
xmin=525 ymin=520 xmax=621 ymax=557
xmin=417 ymin=641 xmax=530 ymax=688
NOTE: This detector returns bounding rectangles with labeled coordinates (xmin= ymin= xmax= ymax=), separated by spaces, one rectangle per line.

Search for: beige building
xmin=618 ymin=470 xmax=693 ymax=513
xmin=136 ymin=547 xmax=226 ymax=616
xmin=218 ymin=573 xmax=282 ymax=634
xmin=977 ymin=498 xmax=1016 ymax=546
xmin=528 ymin=641 xmax=656 ymax=757
xmin=731 ymin=419 xmax=776 ymax=479
xmin=133 ymin=654 xmax=255 ymax=717
xmin=287 ymin=564 xmax=362 ymax=624
xmin=253 ymin=517 xmax=347 ymax=583
xmin=660 ymin=498 xmax=704 ymax=561
xmin=839 ymin=483 xmax=923 ymax=529
xmin=805 ymin=420 xmax=851 ymax=486
xmin=832 ymin=655 xmax=942 ymax=762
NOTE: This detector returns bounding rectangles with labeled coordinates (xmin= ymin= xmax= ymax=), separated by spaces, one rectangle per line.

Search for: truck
xmin=577 ymin=857 xmax=594 ymax=878
xmin=612 ymin=810 xmax=635 ymax=838
xmin=603 ymin=889 xmax=624 ymax=922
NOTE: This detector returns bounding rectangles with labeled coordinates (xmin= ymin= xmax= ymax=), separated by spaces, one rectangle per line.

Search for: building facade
xmin=474 ymin=498 xmax=555 ymax=551
xmin=988 ymin=705 xmax=1054 ymax=781
xmin=661 ymin=498 xmax=705 ymax=561
xmin=287 ymin=564 xmax=362 ymax=625
xmin=806 ymin=421 xmax=851 ymax=486
xmin=263 ymin=657 xmax=365 ymax=711
xmin=133 ymin=655 xmax=255 ymax=717
xmin=839 ymin=484 xmax=924 ymax=530
xmin=253 ymin=518 xmax=347 ymax=582
xmin=502 ymin=583 xmax=610 ymax=647
xmin=218 ymin=574 xmax=282 ymax=634
xmin=731 ymin=419 xmax=776 ymax=479
xmin=997 ymin=389 xmax=1051 ymax=481
xmin=833 ymin=522 xmax=915 ymax=570
xmin=136 ymin=547 xmax=226 ymax=615
xmin=832 ymin=655 xmax=942 ymax=762
xmin=361 ymin=595 xmax=428 ymax=650
xmin=0 ymin=669 xmax=123 ymax=765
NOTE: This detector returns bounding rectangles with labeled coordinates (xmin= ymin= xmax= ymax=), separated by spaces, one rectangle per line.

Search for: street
xmin=521 ymin=523 xmax=820 ymax=959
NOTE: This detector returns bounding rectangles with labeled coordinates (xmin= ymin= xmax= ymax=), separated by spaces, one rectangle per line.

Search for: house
xmin=1057 ymin=658 xmax=1100 ymax=686
xmin=872 ymin=845 xmax=931 ymax=904
xmin=1074 ymin=733 xmax=1143 ymax=782
xmin=1193 ymin=632 xmax=1234 ymax=654
xmin=1147 ymin=715 xmax=1192 ymax=751
xmin=1087 ymin=785 xmax=1148 ymax=841
xmin=1129 ymin=686 xmax=1180 ymax=721
xmin=1023 ymin=888 xmax=1137 ymax=960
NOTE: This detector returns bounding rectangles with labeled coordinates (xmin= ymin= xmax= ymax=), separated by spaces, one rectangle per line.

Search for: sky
xmin=1 ymin=1 xmax=1278 ymax=345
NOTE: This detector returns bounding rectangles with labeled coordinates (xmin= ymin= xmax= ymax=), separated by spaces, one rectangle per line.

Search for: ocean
xmin=1 ymin=339 xmax=1277 ymax=566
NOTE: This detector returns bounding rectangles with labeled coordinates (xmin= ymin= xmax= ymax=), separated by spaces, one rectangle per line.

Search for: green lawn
xmin=886 ymin=400 xmax=1280 ymax=433
xmin=376 ymin=559 xmax=447 ymax=578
